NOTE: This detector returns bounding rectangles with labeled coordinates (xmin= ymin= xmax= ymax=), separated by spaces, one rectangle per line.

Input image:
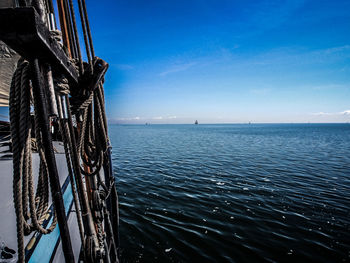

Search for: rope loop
xmin=10 ymin=59 xmax=58 ymax=263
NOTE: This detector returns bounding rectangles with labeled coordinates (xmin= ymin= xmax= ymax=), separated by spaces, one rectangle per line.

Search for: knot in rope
xmin=54 ymin=75 xmax=70 ymax=95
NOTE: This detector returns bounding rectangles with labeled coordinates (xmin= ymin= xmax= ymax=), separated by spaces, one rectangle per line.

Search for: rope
xmin=54 ymin=74 xmax=89 ymax=252
xmin=68 ymin=0 xmax=84 ymax=75
xmin=10 ymin=59 xmax=57 ymax=263
xmin=81 ymin=0 xmax=95 ymax=59
xmin=69 ymin=80 xmax=112 ymax=259
xmin=58 ymin=117 xmax=85 ymax=248
xmin=70 ymin=92 xmax=93 ymax=114
xmin=54 ymin=75 xmax=70 ymax=94
xmin=9 ymin=0 xmax=118 ymax=260
xmin=77 ymin=0 xmax=93 ymax=72
xmin=62 ymin=0 xmax=78 ymax=59
xmin=72 ymin=84 xmax=108 ymax=179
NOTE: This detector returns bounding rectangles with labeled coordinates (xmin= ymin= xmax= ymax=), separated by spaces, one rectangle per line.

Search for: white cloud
xmin=340 ymin=110 xmax=350 ymax=115
xmin=111 ymin=115 xmax=178 ymax=122
xmin=152 ymin=116 xmax=177 ymax=120
xmin=159 ymin=62 xmax=196 ymax=76
xmin=311 ymin=112 xmax=331 ymax=116
xmin=116 ymin=116 xmax=141 ymax=121
xmin=311 ymin=110 xmax=350 ymax=116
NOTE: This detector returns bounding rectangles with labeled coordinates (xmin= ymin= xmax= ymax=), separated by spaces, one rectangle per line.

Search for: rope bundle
xmin=72 ymin=84 xmax=108 ymax=179
xmin=10 ymin=59 xmax=57 ymax=262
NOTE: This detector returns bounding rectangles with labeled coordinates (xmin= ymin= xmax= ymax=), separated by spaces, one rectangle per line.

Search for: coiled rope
xmin=10 ymin=59 xmax=57 ymax=263
xmin=69 ymin=81 xmax=109 ymax=180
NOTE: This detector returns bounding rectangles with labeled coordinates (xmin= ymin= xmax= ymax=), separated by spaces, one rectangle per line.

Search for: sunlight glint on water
xmin=110 ymin=124 xmax=350 ymax=262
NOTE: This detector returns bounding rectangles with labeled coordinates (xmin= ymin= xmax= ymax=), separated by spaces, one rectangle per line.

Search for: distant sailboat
xmin=195 ymin=120 xmax=198 ymax=125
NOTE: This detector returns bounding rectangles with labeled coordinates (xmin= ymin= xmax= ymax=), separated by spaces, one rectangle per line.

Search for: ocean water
xmin=109 ymin=124 xmax=350 ymax=263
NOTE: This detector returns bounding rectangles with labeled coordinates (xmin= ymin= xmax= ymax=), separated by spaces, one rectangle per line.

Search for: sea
xmin=109 ymin=124 xmax=350 ymax=263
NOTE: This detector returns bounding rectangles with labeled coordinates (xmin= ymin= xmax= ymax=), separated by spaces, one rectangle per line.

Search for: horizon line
xmin=108 ymin=122 xmax=350 ymax=125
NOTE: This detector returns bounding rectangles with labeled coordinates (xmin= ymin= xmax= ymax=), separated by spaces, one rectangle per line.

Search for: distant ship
xmin=195 ymin=120 xmax=198 ymax=125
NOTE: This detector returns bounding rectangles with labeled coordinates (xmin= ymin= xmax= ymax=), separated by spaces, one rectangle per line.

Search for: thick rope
xmin=74 ymin=85 xmax=108 ymax=178
xmin=69 ymin=81 xmax=112 ymax=257
xmin=10 ymin=60 xmax=57 ymax=263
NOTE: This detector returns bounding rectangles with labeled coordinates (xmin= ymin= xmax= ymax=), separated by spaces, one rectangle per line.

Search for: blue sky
xmin=86 ymin=0 xmax=350 ymax=123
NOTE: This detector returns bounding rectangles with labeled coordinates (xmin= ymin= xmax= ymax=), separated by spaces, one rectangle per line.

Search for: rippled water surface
xmin=109 ymin=124 xmax=350 ymax=262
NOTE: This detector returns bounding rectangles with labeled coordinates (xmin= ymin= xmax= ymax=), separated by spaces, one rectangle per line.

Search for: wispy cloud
xmin=323 ymin=45 xmax=350 ymax=55
xmin=112 ymin=116 xmax=177 ymax=122
xmin=311 ymin=112 xmax=332 ymax=116
xmin=312 ymin=110 xmax=350 ymax=116
xmin=246 ymin=45 xmax=350 ymax=67
xmin=115 ymin=116 xmax=140 ymax=121
xmin=114 ymin=64 xmax=134 ymax=70
xmin=159 ymin=62 xmax=196 ymax=76
xmin=152 ymin=116 xmax=177 ymax=120
xmin=340 ymin=110 xmax=350 ymax=115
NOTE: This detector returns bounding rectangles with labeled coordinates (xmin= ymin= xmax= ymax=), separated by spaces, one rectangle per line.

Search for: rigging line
xmin=62 ymin=0 xmax=78 ymax=59
xmin=53 ymin=77 xmax=99 ymax=247
xmin=77 ymin=0 xmax=93 ymax=72
xmin=65 ymin=94 xmax=99 ymax=238
xmin=56 ymin=0 xmax=72 ymax=57
xmin=68 ymin=0 xmax=84 ymax=75
xmin=56 ymin=99 xmax=85 ymax=249
xmin=81 ymin=0 xmax=95 ymax=59
xmin=46 ymin=0 xmax=55 ymax=14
